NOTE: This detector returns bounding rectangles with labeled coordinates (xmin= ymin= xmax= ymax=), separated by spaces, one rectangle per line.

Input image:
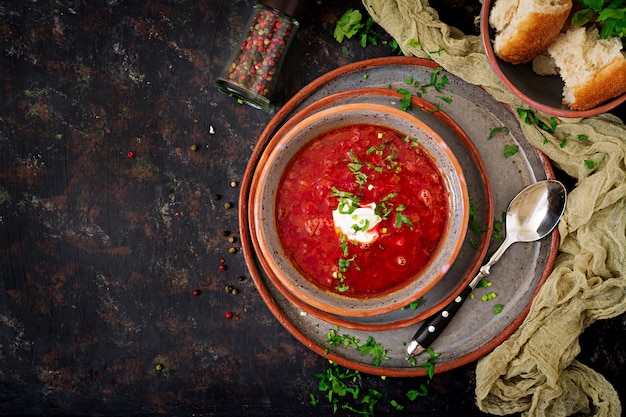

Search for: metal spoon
xmin=406 ymin=179 xmax=567 ymax=356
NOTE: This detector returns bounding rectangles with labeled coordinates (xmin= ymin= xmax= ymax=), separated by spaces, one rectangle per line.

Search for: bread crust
xmin=494 ymin=10 xmax=571 ymax=64
xmin=569 ymin=58 xmax=626 ymax=110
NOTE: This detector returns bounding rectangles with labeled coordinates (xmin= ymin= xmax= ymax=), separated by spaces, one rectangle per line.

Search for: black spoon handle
xmin=406 ymin=284 xmax=473 ymax=356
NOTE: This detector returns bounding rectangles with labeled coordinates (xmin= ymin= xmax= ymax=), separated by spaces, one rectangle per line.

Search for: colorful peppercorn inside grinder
xmin=215 ymin=0 xmax=308 ymax=111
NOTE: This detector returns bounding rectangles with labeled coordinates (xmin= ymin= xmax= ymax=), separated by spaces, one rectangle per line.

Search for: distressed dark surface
xmin=0 ymin=1 xmax=624 ymax=416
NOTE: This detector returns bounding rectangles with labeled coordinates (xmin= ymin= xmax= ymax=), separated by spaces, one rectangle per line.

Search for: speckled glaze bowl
xmin=481 ymin=0 xmax=626 ymax=118
xmin=248 ymin=103 xmax=469 ymax=317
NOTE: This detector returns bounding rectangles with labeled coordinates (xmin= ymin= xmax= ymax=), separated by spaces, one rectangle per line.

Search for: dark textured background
xmin=1 ymin=1 xmax=624 ymax=416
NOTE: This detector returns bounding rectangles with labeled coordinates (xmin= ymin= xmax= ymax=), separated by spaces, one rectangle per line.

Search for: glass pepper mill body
xmin=215 ymin=1 xmax=307 ymax=111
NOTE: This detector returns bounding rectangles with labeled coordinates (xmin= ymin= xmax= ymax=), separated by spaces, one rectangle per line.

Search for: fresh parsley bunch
xmin=572 ymin=0 xmax=626 ymax=39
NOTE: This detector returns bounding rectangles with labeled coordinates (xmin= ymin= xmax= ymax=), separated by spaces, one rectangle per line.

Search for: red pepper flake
xmin=193 ymin=289 xmax=201 ymax=296
xmin=219 ymin=257 xmax=225 ymax=264
xmin=127 ymin=151 xmax=135 ymax=159
xmin=225 ymin=311 xmax=233 ymax=319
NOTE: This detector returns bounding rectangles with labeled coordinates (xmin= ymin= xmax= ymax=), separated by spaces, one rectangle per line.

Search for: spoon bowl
xmin=407 ymin=180 xmax=567 ymax=356
xmin=506 ymin=180 xmax=568 ymax=243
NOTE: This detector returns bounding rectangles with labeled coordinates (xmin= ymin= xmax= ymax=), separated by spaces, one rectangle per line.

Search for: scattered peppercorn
xmin=190 ymin=144 xmax=198 ymax=151
xmin=219 ymin=257 xmax=225 ymax=263
xmin=193 ymin=289 xmax=201 ymax=296
xmin=228 ymin=247 xmax=237 ymax=254
xmin=155 ymin=363 xmax=163 ymax=371
xmin=230 ymin=181 xmax=238 ymax=188
xmin=224 ymin=202 xmax=232 ymax=209
xmin=127 ymin=151 xmax=135 ymax=159
xmin=213 ymin=194 xmax=221 ymax=201
xmin=225 ymin=285 xmax=239 ymax=295
xmin=228 ymin=236 xmax=236 ymax=243
xmin=225 ymin=311 xmax=233 ymax=319
xmin=219 ymin=265 xmax=227 ymax=271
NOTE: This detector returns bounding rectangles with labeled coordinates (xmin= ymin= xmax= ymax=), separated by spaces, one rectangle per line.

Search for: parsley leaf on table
xmin=334 ymin=9 xmax=364 ymax=43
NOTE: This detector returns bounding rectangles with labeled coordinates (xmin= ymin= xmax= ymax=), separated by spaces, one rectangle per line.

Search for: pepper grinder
xmin=215 ymin=0 xmax=309 ymax=111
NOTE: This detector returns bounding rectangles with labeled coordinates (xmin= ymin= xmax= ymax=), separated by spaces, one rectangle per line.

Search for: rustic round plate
xmin=249 ymin=102 xmax=469 ymax=317
xmin=247 ymin=87 xmax=493 ymax=331
xmin=240 ymin=57 xmax=558 ymax=376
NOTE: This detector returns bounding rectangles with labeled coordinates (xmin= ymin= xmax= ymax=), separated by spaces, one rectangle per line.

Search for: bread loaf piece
xmin=489 ymin=0 xmax=572 ymax=64
xmin=547 ymin=26 xmax=626 ymax=110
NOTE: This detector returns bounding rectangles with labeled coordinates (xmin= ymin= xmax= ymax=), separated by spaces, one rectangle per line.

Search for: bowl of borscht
xmin=249 ymin=103 xmax=469 ymax=317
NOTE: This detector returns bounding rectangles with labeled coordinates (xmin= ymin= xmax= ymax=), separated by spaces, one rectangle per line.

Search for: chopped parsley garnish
xmin=395 ymin=207 xmax=413 ymax=230
xmin=326 ymin=327 xmax=390 ymax=366
xmin=423 ymin=67 xmax=449 ymax=92
xmin=333 ymin=9 xmax=364 ymax=43
xmin=312 ymin=363 xmax=382 ymax=416
xmin=491 ymin=211 xmax=506 ymax=242
xmin=584 ymin=155 xmax=606 ymax=169
xmin=517 ymin=108 xmax=557 ymax=133
xmin=488 ymin=126 xmax=509 ymax=139
xmin=396 ymin=88 xmax=413 ymax=111
xmin=329 ymin=187 xmax=359 ymax=202
xmin=504 ymin=145 xmax=519 ymax=158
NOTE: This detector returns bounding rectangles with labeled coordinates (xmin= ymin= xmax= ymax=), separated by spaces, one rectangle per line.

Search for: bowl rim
xmin=248 ymin=102 xmax=470 ymax=317
xmin=480 ymin=0 xmax=626 ymax=118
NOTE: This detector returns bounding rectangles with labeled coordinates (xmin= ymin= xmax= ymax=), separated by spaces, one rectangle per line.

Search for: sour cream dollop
xmin=332 ymin=201 xmax=382 ymax=244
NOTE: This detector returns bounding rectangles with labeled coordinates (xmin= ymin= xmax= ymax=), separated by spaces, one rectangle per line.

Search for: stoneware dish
xmin=248 ymin=103 xmax=469 ymax=317
xmin=480 ymin=0 xmax=626 ymax=118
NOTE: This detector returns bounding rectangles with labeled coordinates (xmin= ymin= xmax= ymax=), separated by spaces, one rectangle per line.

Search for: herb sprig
xmin=572 ymin=0 xmax=626 ymax=39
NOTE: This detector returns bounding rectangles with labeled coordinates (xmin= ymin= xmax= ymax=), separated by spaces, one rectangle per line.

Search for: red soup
xmin=275 ymin=123 xmax=450 ymax=299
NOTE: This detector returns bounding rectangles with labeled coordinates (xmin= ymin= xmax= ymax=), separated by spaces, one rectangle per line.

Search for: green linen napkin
xmin=361 ymin=1 xmax=626 ymax=416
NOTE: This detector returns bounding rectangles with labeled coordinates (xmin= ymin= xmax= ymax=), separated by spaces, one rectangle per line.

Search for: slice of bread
xmin=532 ymin=51 xmax=559 ymax=76
xmin=489 ymin=0 xmax=573 ymax=64
xmin=547 ymin=26 xmax=626 ymax=110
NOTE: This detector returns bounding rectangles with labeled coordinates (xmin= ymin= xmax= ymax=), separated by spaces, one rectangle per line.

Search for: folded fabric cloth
xmin=362 ymin=1 xmax=626 ymax=416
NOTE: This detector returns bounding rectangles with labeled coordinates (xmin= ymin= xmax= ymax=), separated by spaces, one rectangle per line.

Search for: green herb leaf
xmin=504 ymin=145 xmax=519 ymax=158
xmin=407 ymin=386 xmax=428 ymax=400
xmin=494 ymin=303 xmax=504 ymax=314
xmin=488 ymin=126 xmax=509 ymax=139
xmin=329 ymin=187 xmax=359 ymax=201
xmin=396 ymin=88 xmax=413 ymax=111
xmin=572 ymin=0 xmax=626 ymax=39
xmin=390 ymin=400 xmax=405 ymax=410
xmin=407 ymin=38 xmax=420 ymax=48
xmin=334 ymin=9 xmax=364 ymax=43
xmin=395 ymin=211 xmax=413 ymax=229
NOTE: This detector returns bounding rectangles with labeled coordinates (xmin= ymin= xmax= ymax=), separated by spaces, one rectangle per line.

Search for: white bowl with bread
xmin=481 ymin=0 xmax=626 ymax=117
